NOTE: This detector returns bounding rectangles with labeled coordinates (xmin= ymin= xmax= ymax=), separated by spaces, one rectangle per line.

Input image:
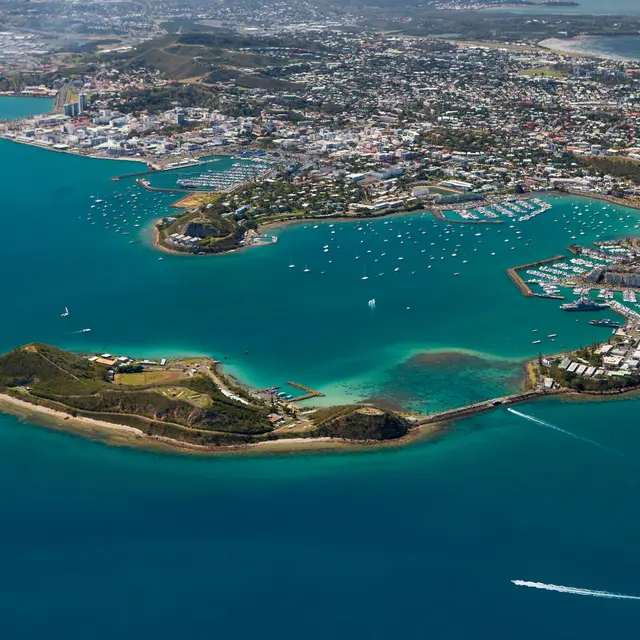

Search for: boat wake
xmin=512 ymin=580 xmax=640 ymax=601
xmin=507 ymin=408 xmax=624 ymax=457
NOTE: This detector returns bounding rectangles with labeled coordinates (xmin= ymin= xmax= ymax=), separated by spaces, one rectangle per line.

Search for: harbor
xmin=507 ymin=255 xmax=567 ymax=298
xmin=174 ymin=159 xmax=271 ymax=191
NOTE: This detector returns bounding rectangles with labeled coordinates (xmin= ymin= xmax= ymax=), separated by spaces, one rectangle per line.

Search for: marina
xmin=4 ymin=128 xmax=640 ymax=414
xmin=175 ymin=160 xmax=271 ymax=191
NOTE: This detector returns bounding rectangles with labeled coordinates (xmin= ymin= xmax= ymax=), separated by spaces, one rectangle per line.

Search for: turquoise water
xmin=1 ymin=134 xmax=638 ymax=412
xmin=3 ymin=395 xmax=640 ymax=638
xmin=0 ymin=95 xmax=54 ymax=119
xmin=5 ymin=89 xmax=640 ymax=640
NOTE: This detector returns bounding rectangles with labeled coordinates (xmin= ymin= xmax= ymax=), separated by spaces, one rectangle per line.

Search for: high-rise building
xmin=78 ymin=93 xmax=88 ymax=112
xmin=64 ymin=102 xmax=79 ymax=117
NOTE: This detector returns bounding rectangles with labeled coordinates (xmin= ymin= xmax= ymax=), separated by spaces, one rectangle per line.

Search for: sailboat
xmin=61 ymin=307 xmax=69 ymax=318
xmin=368 ymin=298 xmax=376 ymax=310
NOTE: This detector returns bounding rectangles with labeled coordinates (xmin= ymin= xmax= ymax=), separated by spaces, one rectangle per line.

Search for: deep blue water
xmin=3 ymin=98 xmax=640 ymax=640
xmin=3 ymin=396 xmax=640 ymax=638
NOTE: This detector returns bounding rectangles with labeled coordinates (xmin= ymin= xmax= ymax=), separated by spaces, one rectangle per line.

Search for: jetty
xmin=414 ymin=390 xmax=546 ymax=426
xmin=507 ymin=254 xmax=565 ymax=297
xmin=286 ymin=381 xmax=325 ymax=402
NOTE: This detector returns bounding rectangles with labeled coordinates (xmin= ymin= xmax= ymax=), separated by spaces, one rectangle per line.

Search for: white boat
xmin=532 ymin=340 xmax=542 ymax=344
xmin=61 ymin=307 xmax=69 ymax=318
xmin=81 ymin=328 xmax=91 ymax=333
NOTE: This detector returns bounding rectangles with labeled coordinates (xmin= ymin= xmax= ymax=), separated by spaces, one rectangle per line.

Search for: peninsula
xmin=0 ymin=343 xmax=411 ymax=452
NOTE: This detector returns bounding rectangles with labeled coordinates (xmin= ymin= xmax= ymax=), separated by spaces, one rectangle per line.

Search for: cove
xmin=1 ymin=134 xmax=640 ymax=413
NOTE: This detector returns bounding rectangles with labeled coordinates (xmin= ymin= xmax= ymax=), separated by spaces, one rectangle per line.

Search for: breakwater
xmin=414 ymin=390 xmax=546 ymax=426
xmin=111 ymin=168 xmax=157 ymax=182
xmin=507 ymin=254 xmax=566 ymax=297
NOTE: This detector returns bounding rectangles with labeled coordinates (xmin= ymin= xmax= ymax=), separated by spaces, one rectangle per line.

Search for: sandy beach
xmin=0 ymin=389 xmax=447 ymax=456
xmin=539 ymin=37 xmax=639 ymax=61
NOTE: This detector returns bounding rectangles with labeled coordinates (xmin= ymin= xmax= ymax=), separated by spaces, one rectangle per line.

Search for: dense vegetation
xmin=313 ymin=405 xmax=409 ymax=441
xmin=0 ymin=344 xmax=272 ymax=441
xmin=117 ymin=83 xmax=220 ymax=114
xmin=0 ymin=345 xmax=412 ymax=446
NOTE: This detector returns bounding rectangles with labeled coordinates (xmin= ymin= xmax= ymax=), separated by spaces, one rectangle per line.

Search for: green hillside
xmin=313 ymin=405 xmax=409 ymax=441
xmin=0 ymin=345 xmax=411 ymax=447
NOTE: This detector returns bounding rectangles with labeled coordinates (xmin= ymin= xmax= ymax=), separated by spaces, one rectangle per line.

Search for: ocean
xmin=3 ymin=395 xmax=640 ymax=638
xmin=0 ymin=95 xmax=55 ymax=119
xmin=0 ymin=134 xmax=636 ymax=412
xmin=3 ymin=98 xmax=640 ymax=639
xmin=487 ymin=0 xmax=640 ymax=15
xmin=540 ymin=35 xmax=640 ymax=61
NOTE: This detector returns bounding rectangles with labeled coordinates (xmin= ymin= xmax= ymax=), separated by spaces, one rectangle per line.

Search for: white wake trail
xmin=507 ymin=408 xmax=624 ymax=457
xmin=512 ymin=580 xmax=640 ymax=601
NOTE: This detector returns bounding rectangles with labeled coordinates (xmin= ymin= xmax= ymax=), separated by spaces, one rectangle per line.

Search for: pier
xmin=286 ymin=381 xmax=325 ymax=402
xmin=135 ymin=178 xmax=192 ymax=194
xmin=413 ymin=390 xmax=546 ymax=426
xmin=507 ymin=254 xmax=565 ymax=297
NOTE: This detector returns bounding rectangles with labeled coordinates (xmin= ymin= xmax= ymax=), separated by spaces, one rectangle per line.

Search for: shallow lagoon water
xmin=4 ymin=89 xmax=640 ymax=640
xmin=1 ymin=132 xmax=639 ymax=412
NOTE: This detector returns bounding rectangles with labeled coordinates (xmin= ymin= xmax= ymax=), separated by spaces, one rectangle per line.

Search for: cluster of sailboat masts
xmin=456 ymin=198 xmax=551 ymax=222
xmin=176 ymin=162 xmax=270 ymax=190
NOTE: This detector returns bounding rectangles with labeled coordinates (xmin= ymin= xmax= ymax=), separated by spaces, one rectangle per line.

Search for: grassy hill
xmin=0 ymin=344 xmax=411 ymax=447
xmin=0 ymin=344 xmax=272 ymax=444
xmin=0 ymin=343 xmax=108 ymax=395
xmin=114 ymin=32 xmax=302 ymax=84
xmin=313 ymin=405 xmax=409 ymax=441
